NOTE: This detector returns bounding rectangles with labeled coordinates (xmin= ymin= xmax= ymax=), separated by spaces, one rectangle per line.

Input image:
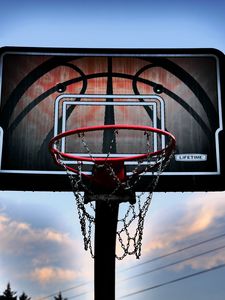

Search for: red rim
xmin=49 ymin=124 xmax=176 ymax=172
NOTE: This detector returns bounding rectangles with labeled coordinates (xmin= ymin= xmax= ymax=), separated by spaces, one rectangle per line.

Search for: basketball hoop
xmin=49 ymin=124 xmax=176 ymax=259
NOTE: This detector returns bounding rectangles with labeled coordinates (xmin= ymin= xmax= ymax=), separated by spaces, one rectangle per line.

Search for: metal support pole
xmin=94 ymin=200 xmax=119 ymax=300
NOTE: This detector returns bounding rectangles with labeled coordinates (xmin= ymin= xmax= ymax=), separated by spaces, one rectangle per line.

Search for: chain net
xmin=60 ymin=128 xmax=174 ymax=259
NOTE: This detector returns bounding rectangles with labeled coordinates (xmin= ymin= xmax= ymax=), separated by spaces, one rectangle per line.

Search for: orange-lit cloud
xmin=0 ymin=210 xmax=93 ymax=287
xmin=0 ymin=215 xmax=9 ymax=222
xmin=140 ymin=192 xmax=225 ymax=269
xmin=0 ymin=214 xmax=74 ymax=255
xmin=31 ymin=267 xmax=79 ymax=285
xmin=183 ymin=192 xmax=225 ymax=235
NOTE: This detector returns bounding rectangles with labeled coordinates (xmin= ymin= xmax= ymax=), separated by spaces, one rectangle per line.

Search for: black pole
xmin=94 ymin=200 xmax=119 ymax=300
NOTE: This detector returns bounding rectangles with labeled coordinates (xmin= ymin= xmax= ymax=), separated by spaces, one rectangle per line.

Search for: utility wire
xmin=37 ymin=282 xmax=91 ymax=300
xmin=37 ymin=233 xmax=225 ymax=300
xmin=120 ymin=263 xmax=225 ymax=298
xmin=64 ymin=242 xmax=225 ymax=299
xmin=67 ymin=291 xmax=88 ymax=299
xmin=61 ymin=245 xmax=225 ymax=300
xmin=121 ymin=244 xmax=225 ymax=281
xmin=121 ymin=232 xmax=225 ymax=272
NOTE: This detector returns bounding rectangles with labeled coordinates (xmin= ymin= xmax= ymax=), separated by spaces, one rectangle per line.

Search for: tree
xmin=1 ymin=283 xmax=17 ymax=300
xmin=54 ymin=292 xmax=67 ymax=300
xmin=19 ymin=293 xmax=31 ymax=300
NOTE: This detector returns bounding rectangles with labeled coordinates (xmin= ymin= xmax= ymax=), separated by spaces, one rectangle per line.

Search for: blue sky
xmin=1 ymin=0 xmax=225 ymax=49
xmin=0 ymin=0 xmax=225 ymax=299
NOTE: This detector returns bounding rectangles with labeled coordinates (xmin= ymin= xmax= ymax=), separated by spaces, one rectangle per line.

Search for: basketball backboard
xmin=0 ymin=47 xmax=224 ymax=191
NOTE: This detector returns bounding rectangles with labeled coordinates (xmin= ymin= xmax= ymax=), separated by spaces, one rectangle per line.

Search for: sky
xmin=0 ymin=0 xmax=225 ymax=299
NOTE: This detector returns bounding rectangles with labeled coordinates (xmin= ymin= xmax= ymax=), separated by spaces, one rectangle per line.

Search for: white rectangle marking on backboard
xmin=60 ymin=100 xmax=161 ymax=156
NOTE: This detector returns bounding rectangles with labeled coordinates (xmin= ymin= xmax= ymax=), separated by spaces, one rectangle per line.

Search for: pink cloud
xmin=0 ymin=211 xmax=93 ymax=286
xmin=31 ymin=267 xmax=79 ymax=285
xmin=140 ymin=192 xmax=225 ymax=269
xmin=0 ymin=213 xmax=75 ymax=255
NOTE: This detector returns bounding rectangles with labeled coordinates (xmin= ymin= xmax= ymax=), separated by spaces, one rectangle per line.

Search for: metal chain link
xmin=65 ymin=129 xmax=174 ymax=259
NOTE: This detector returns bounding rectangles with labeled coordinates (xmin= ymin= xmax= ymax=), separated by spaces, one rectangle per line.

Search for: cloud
xmin=140 ymin=192 xmax=225 ymax=269
xmin=175 ymin=249 xmax=225 ymax=271
xmin=0 ymin=215 xmax=9 ymax=222
xmin=31 ymin=267 xmax=79 ymax=285
xmin=0 ymin=211 xmax=93 ymax=289
xmin=0 ymin=215 xmax=10 ymax=230
xmin=44 ymin=229 xmax=69 ymax=243
xmin=0 ymin=214 xmax=74 ymax=255
xmin=183 ymin=192 xmax=225 ymax=234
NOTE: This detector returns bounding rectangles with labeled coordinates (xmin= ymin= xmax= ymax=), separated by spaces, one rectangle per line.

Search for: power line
xmin=64 ymin=244 xmax=225 ymax=300
xmin=37 ymin=282 xmax=91 ymax=300
xmin=121 ymin=244 xmax=225 ymax=281
xmin=120 ymin=263 xmax=225 ymax=298
xmin=37 ymin=233 xmax=225 ymax=300
xmin=121 ymin=232 xmax=225 ymax=272
xmin=67 ymin=291 xmax=88 ymax=299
